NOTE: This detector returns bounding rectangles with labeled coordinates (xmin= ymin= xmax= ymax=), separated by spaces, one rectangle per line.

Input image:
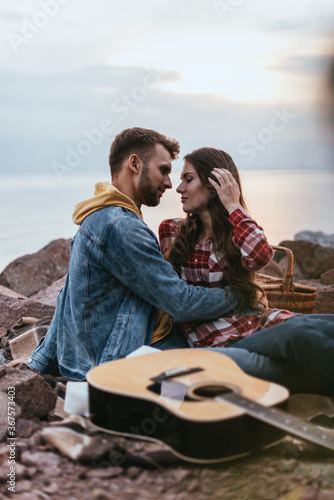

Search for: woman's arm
xmin=209 ymin=168 xmax=273 ymax=270
xmin=229 ymin=208 xmax=273 ymax=270
xmin=158 ymin=218 xmax=180 ymax=255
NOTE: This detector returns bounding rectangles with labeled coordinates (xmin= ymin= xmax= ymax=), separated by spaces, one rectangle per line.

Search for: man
xmin=25 ymin=127 xmax=239 ymax=380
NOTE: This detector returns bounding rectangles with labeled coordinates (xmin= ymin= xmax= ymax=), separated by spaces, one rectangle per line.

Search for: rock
xmin=297 ymin=279 xmax=324 ymax=290
xmin=287 ymin=394 xmax=334 ymax=420
xmin=296 ymin=279 xmax=334 ymax=314
xmin=0 ymin=238 xmax=71 ymax=297
xmin=260 ymin=259 xmax=284 ymax=278
xmin=172 ymin=469 xmax=191 ymax=482
xmin=278 ymin=240 xmax=334 ymax=279
xmin=41 ymin=481 xmax=59 ymax=495
xmin=295 ymin=230 xmax=334 ymax=248
xmin=5 ymin=462 xmax=27 ymax=481
xmin=1 ymin=336 xmax=8 ymax=348
xmin=9 ymin=326 xmax=48 ymax=360
xmin=0 ymin=443 xmax=10 ymax=465
xmin=314 ymin=285 xmax=334 ymax=314
xmin=20 ymin=450 xmax=61 ymax=468
xmin=0 ymin=391 xmax=21 ymax=441
xmin=51 ymin=396 xmax=70 ymax=420
xmin=29 ymin=275 xmax=66 ymax=307
xmin=16 ymin=419 xmax=44 ymax=439
xmin=0 ymin=366 xmax=56 ymax=420
xmin=321 ymin=269 xmax=334 ymax=285
xmin=85 ymin=467 xmax=124 ymax=479
xmin=278 ymin=255 xmax=305 ymax=281
xmin=41 ymin=426 xmax=124 ymax=464
xmin=0 ymin=293 xmax=55 ymax=329
xmin=0 ymin=285 xmax=27 ymax=300
xmin=14 ymin=480 xmax=32 ymax=494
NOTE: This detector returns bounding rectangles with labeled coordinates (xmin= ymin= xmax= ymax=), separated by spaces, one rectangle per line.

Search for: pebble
xmin=41 ymin=481 xmax=59 ymax=494
xmin=91 ymin=489 xmax=113 ymax=500
xmin=15 ymin=480 xmax=32 ymax=494
xmin=126 ymin=466 xmax=142 ymax=479
xmin=20 ymin=450 xmax=60 ymax=468
xmin=300 ymin=486 xmax=319 ymax=500
xmin=187 ymin=479 xmax=200 ymax=492
xmin=172 ymin=468 xmax=191 ymax=482
xmin=85 ymin=466 xmax=124 ymax=479
xmin=278 ymin=458 xmax=297 ymax=473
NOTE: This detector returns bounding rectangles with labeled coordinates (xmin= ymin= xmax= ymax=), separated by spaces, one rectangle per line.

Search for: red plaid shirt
xmin=159 ymin=208 xmax=295 ymax=348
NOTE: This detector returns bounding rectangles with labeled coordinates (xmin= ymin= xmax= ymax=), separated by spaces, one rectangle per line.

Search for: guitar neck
xmin=219 ymin=392 xmax=334 ymax=452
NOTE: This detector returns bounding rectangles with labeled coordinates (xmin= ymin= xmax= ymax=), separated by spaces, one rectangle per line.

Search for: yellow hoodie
xmin=72 ymin=182 xmax=172 ymax=344
xmin=72 ymin=181 xmax=143 ymax=225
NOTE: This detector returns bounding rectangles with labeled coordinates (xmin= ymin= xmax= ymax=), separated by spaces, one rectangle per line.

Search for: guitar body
xmin=87 ymin=349 xmax=289 ymax=463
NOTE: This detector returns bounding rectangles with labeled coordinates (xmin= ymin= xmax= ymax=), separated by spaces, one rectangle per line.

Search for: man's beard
xmin=139 ymin=165 xmax=160 ymax=207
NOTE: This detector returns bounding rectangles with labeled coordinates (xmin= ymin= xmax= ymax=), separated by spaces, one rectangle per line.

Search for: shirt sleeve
xmin=158 ymin=218 xmax=180 ymax=255
xmin=229 ymin=208 xmax=273 ymax=270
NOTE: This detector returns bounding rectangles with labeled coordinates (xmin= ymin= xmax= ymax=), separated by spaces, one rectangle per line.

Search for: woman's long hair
xmin=165 ymin=147 xmax=266 ymax=314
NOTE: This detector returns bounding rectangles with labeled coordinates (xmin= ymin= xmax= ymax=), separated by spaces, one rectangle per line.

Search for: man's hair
xmin=108 ymin=127 xmax=180 ymax=177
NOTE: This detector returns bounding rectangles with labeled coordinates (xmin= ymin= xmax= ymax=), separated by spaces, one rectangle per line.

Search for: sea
xmin=1 ymin=169 xmax=334 ymax=273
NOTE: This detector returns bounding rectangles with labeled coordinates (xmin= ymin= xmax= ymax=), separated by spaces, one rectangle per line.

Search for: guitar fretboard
xmin=218 ymin=392 xmax=334 ymax=452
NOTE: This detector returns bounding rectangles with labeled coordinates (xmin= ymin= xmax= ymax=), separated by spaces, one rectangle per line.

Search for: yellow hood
xmin=72 ymin=182 xmax=143 ymax=225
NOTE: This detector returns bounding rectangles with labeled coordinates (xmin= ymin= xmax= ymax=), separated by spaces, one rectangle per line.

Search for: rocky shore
xmin=0 ymin=233 xmax=334 ymax=500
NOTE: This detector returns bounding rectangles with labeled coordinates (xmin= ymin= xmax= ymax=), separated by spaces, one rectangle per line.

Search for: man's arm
xmin=103 ymin=214 xmax=238 ymax=321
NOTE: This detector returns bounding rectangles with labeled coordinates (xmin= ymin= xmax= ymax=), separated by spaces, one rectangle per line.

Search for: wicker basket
xmin=256 ymin=245 xmax=317 ymax=314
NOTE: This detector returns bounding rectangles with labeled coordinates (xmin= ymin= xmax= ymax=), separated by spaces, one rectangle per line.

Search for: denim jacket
xmin=28 ymin=206 xmax=238 ymax=380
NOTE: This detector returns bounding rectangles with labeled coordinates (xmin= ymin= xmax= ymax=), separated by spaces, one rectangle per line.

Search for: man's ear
xmin=128 ymin=154 xmax=140 ymax=174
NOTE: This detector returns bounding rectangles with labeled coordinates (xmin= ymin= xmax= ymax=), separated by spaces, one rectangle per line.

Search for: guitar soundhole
xmin=192 ymin=384 xmax=233 ymax=399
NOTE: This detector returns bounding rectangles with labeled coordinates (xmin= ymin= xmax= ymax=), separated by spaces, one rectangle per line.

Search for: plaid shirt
xmin=159 ymin=208 xmax=295 ymax=348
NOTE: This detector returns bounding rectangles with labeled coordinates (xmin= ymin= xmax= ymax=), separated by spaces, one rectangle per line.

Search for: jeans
xmin=151 ymin=324 xmax=189 ymax=350
xmin=156 ymin=314 xmax=334 ymax=395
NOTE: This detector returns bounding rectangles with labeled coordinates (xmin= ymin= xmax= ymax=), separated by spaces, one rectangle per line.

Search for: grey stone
xmin=295 ymin=230 xmax=334 ymax=248
xmin=29 ymin=275 xmax=66 ymax=307
xmin=0 ymin=391 xmax=21 ymax=442
xmin=259 ymin=259 xmax=284 ymax=278
xmin=314 ymin=285 xmax=334 ymax=314
xmin=9 ymin=326 xmax=47 ymax=360
xmin=278 ymin=240 xmax=334 ymax=279
xmin=320 ymin=269 xmax=334 ymax=285
xmin=0 ymin=285 xmax=27 ymax=300
xmin=0 ymin=238 xmax=71 ymax=297
xmin=0 ymin=293 xmax=55 ymax=329
xmin=20 ymin=450 xmax=61 ymax=468
xmin=0 ymin=366 xmax=56 ymax=420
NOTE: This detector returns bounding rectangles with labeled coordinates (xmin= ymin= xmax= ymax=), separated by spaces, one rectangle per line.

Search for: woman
xmin=158 ymin=148 xmax=334 ymax=394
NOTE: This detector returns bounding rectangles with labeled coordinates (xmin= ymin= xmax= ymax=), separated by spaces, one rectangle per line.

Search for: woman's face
xmin=176 ymin=161 xmax=213 ymax=213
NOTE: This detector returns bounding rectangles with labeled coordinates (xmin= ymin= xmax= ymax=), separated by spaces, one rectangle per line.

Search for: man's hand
xmin=7 ymin=357 xmax=29 ymax=367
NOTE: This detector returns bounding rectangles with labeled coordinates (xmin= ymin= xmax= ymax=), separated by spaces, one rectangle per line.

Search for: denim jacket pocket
xmin=100 ymin=314 xmax=127 ymax=362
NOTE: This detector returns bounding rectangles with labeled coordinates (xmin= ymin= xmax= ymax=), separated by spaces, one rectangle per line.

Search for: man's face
xmin=138 ymin=144 xmax=173 ymax=207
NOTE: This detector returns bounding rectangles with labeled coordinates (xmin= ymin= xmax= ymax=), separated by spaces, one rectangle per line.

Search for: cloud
xmin=0 ymin=63 xmax=331 ymax=175
xmin=0 ymin=10 xmax=23 ymax=22
xmin=0 ymin=65 xmax=182 ymax=141
xmin=266 ymin=19 xmax=310 ymax=32
xmin=268 ymin=54 xmax=333 ymax=76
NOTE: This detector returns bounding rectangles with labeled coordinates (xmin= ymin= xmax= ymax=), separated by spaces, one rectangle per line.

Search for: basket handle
xmin=271 ymin=245 xmax=294 ymax=292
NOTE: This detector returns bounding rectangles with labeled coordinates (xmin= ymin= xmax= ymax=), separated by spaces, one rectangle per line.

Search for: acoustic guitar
xmin=87 ymin=349 xmax=334 ymax=463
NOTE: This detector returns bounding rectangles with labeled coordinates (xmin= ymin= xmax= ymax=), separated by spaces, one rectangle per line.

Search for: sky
xmin=1 ymin=0 xmax=334 ymax=176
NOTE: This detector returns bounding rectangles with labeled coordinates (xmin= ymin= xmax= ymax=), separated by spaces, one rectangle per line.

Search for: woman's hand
xmin=208 ymin=168 xmax=242 ymax=214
